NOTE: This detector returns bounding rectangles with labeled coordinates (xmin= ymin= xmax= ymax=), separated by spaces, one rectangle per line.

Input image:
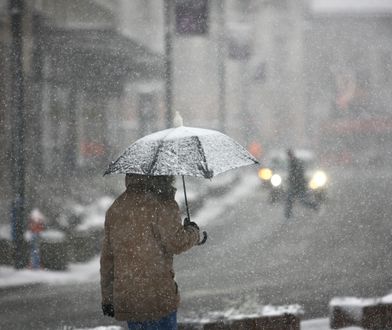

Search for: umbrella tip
xmin=173 ymin=111 xmax=184 ymax=127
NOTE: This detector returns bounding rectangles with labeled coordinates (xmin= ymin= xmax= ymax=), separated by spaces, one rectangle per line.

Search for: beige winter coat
xmin=100 ymin=179 xmax=200 ymax=322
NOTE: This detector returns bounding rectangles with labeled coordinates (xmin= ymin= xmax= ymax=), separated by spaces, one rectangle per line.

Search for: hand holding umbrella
xmin=181 ymin=176 xmax=208 ymax=245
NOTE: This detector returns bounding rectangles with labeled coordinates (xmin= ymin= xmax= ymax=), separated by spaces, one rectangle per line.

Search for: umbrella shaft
xmin=182 ymin=175 xmax=191 ymax=221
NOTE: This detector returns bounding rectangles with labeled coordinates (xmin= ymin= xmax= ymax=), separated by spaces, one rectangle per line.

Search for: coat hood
xmin=125 ymin=174 xmax=176 ymax=200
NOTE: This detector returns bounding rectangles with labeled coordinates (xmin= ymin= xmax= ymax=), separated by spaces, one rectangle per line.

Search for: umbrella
xmin=104 ymin=120 xmax=259 ymax=244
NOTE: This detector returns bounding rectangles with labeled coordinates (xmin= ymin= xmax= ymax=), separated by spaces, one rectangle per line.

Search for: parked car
xmin=258 ymin=149 xmax=328 ymax=204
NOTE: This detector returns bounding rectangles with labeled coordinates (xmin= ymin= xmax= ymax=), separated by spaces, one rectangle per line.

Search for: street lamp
xmin=217 ymin=0 xmax=227 ymax=133
xmin=164 ymin=0 xmax=173 ymax=128
xmin=9 ymin=0 xmax=27 ymax=269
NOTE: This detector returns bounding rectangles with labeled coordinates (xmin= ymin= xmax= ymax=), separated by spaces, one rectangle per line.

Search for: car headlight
xmin=271 ymin=174 xmax=282 ymax=187
xmin=309 ymin=171 xmax=327 ymax=189
xmin=258 ymin=168 xmax=272 ymax=181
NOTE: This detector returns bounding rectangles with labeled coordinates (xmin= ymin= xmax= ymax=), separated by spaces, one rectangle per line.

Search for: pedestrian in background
xmin=100 ymin=174 xmax=200 ymax=330
xmin=284 ymin=149 xmax=318 ymax=218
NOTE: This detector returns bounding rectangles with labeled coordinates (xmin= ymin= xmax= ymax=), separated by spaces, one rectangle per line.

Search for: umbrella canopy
xmin=104 ymin=126 xmax=258 ymax=178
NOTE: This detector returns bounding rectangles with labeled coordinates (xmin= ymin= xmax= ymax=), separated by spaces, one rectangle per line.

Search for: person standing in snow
xmin=284 ymin=149 xmax=318 ymax=219
xmin=100 ymin=174 xmax=200 ymax=329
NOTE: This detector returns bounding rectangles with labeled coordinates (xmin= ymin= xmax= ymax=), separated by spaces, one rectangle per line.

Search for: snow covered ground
xmin=0 ymin=256 xmax=100 ymax=288
xmin=0 ymin=170 xmax=368 ymax=329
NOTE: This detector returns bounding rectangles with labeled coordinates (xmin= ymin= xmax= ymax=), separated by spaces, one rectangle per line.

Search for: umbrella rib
xmin=147 ymin=141 xmax=164 ymax=175
xmin=146 ymin=128 xmax=176 ymax=175
xmin=193 ymin=136 xmax=213 ymax=178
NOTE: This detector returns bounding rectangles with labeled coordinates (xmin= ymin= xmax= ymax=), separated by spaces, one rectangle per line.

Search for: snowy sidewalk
xmin=0 ymin=256 xmax=100 ymax=288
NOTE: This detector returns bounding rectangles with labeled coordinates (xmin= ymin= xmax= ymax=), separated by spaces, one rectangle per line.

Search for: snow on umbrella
xmin=104 ymin=116 xmax=258 ymax=244
xmin=104 ymin=126 xmax=257 ymax=178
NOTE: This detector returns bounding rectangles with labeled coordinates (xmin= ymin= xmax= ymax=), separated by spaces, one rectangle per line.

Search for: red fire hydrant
xmin=28 ymin=209 xmax=45 ymax=269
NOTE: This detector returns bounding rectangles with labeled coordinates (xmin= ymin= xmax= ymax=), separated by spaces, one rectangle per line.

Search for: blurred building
xmin=0 ymin=0 xmax=313 ymax=224
xmin=304 ymin=0 xmax=392 ymax=166
xmin=0 ymin=0 xmax=164 ymax=223
xmin=165 ymin=0 xmax=308 ymax=152
xmin=2 ymin=0 xmax=391 ymax=227
xmin=246 ymin=0 xmax=307 ymax=151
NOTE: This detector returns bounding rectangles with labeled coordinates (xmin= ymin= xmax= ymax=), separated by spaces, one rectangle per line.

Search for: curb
xmin=330 ymin=296 xmax=392 ymax=329
xmin=179 ymin=305 xmax=303 ymax=330
xmin=179 ymin=313 xmax=301 ymax=330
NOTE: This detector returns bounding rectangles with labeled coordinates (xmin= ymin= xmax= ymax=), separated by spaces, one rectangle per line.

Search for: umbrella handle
xmin=198 ymin=231 xmax=208 ymax=245
xmin=182 ymin=176 xmax=207 ymax=245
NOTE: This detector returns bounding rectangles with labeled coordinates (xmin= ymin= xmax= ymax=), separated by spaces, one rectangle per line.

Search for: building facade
xmin=304 ymin=0 xmax=392 ymax=165
xmin=0 ymin=0 xmax=163 ymax=224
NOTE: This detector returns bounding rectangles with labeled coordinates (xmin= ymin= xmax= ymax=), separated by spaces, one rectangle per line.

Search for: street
xmin=1 ymin=167 xmax=392 ymax=329
xmin=177 ymin=167 xmax=392 ymax=319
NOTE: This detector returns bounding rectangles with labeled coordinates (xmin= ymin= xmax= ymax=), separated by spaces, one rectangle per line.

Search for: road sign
xmin=176 ymin=0 xmax=209 ymax=35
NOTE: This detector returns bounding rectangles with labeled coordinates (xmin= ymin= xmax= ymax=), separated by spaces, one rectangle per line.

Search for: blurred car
xmin=258 ymin=149 xmax=328 ymax=204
